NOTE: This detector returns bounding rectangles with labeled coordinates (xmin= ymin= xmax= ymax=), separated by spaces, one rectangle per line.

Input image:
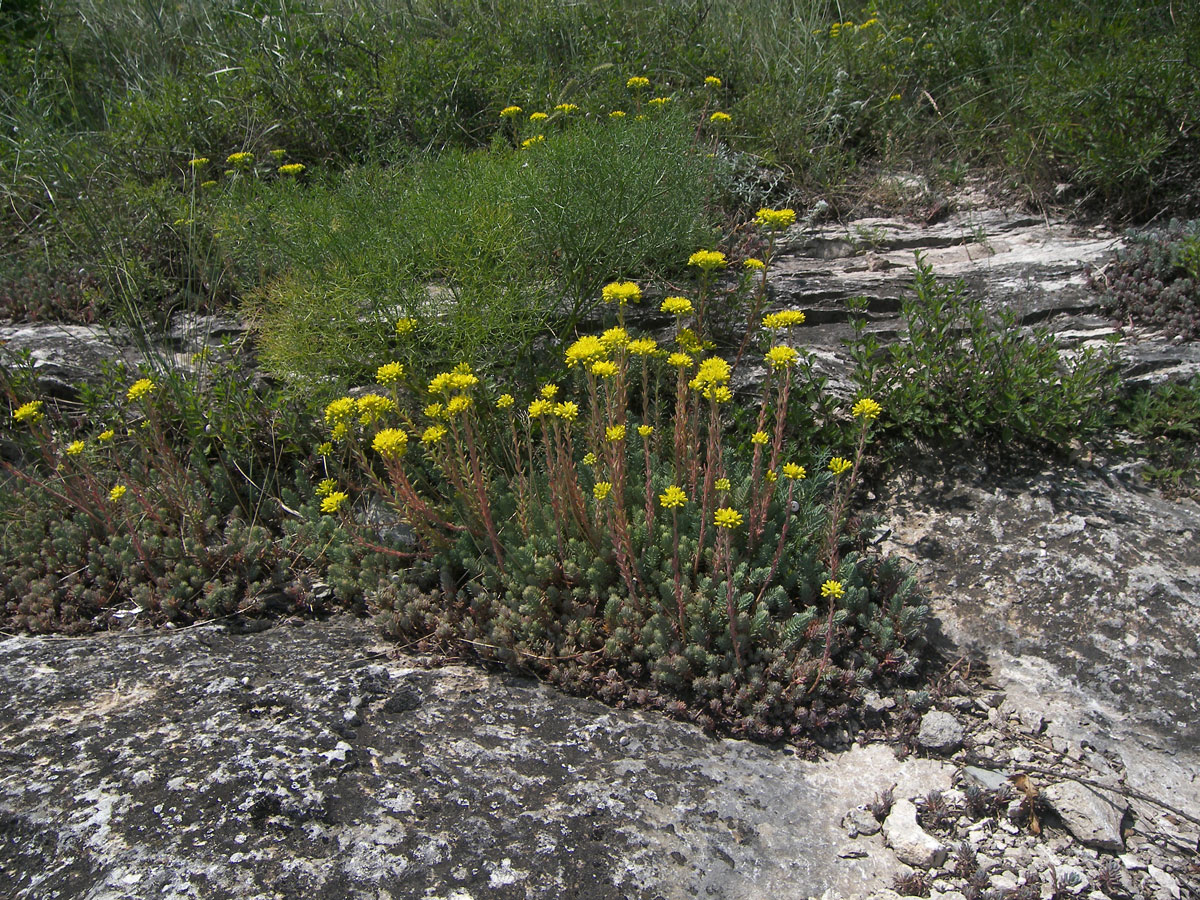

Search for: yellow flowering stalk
xmin=497 ymin=393 xmax=515 ymax=409
xmin=421 ymin=425 xmax=447 ymax=445
xmin=98 ymin=429 xmax=115 ymax=442
xmin=751 ymin=431 xmax=769 ymax=445
xmin=744 ymin=258 xmax=765 ymax=271
xmin=609 ymin=110 xmax=626 ymax=119
xmin=626 ymin=76 xmax=650 ymax=90
xmin=709 ymin=112 xmax=731 ymax=125
xmin=552 ymin=401 xmax=579 ymax=422
xmin=278 ymin=163 xmax=305 ymax=176
xmin=763 ymin=310 xmax=806 ymax=329
xmin=605 ymin=424 xmax=626 ymax=442
xmin=600 ymin=327 xmax=630 ymax=350
xmin=320 ymin=491 xmax=348 ymax=514
xmin=269 ymin=149 xmax=287 ymax=161
xmin=376 ymin=362 xmax=404 ymax=386
xmin=554 ymin=103 xmax=578 ymax=114
xmin=714 ymin=505 xmax=746 ymax=664
xmin=648 ymin=97 xmax=670 ymax=108
xmin=12 ymin=400 xmax=44 ymax=426
xmin=688 ymin=249 xmax=726 ymax=272
xmin=755 ymin=207 xmax=796 ymax=231
xmin=661 ymin=296 xmax=693 ymax=317
xmin=188 ymin=157 xmax=209 ymax=169
xmin=530 ymin=112 xmax=548 ymax=123
xmin=357 ymin=394 xmax=396 ymax=425
xmin=704 ymin=76 xmax=722 ymax=88
xmin=500 ymin=105 xmax=523 ymax=118
xmin=593 ymin=481 xmax=612 ymax=501
xmin=126 ymin=379 xmax=156 ymax=403
xmin=521 ymin=134 xmax=544 ymax=149
xmin=395 ymin=317 xmax=418 ymax=336
xmin=828 ymin=456 xmax=852 ymax=475
xmin=601 ymin=281 xmax=641 ymax=306
xmin=852 ymin=397 xmax=882 ymax=420
xmin=372 ymin=428 xmax=408 ymax=460
xmin=628 ymin=338 xmax=657 ymax=356
xmin=589 ymin=360 xmax=618 ymax=379
xmin=65 ymin=440 xmax=85 ymax=456
xmin=109 ymin=484 xmax=127 ymax=502
xmin=226 ymin=151 xmax=254 ymax=168
xmin=565 ymin=335 xmax=607 ymax=368
xmin=316 ymin=478 xmax=338 ymax=498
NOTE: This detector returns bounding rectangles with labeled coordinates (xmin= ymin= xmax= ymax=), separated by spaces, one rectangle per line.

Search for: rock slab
xmin=1041 ymin=781 xmax=1128 ymax=851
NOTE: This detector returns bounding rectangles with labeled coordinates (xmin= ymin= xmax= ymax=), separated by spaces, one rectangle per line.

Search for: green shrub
xmin=1114 ymin=376 xmax=1200 ymax=497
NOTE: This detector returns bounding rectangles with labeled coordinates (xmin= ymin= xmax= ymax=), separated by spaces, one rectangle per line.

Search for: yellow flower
xmin=593 ymin=481 xmax=612 ymax=501
xmin=763 ymin=310 xmax=806 ymax=329
xmin=820 ymin=579 xmax=845 ymax=599
xmin=554 ymin=103 xmax=578 ymax=114
xmin=395 ymin=317 xmax=418 ymax=336
xmin=765 ymin=469 xmax=778 ymax=483
xmin=331 ymin=422 xmax=350 ymax=441
xmin=321 ymin=491 xmax=349 ymax=514
xmin=705 ymin=76 xmax=722 ymax=88
xmin=600 ymin=327 xmax=629 ymax=350
xmin=108 ymin=484 xmax=128 ymax=502
xmin=270 ymin=149 xmax=287 ymax=161
xmin=852 ymin=398 xmax=882 ymax=420
xmin=540 ymin=384 xmax=559 ymax=400
xmin=376 ymin=362 xmax=405 ymax=385
xmin=226 ymin=151 xmax=254 ymax=167
xmin=589 ymin=360 xmax=618 ymax=379
xmin=659 ymin=485 xmax=687 ymax=508
xmin=316 ymin=478 xmax=338 ymax=498
xmin=12 ymin=400 xmax=44 ymax=425
xmin=582 ymin=452 xmax=597 ymax=466
xmin=661 ymin=296 xmax=693 ymax=316
xmin=751 ymin=431 xmax=769 ymax=445
xmin=278 ymin=163 xmax=305 ymax=176
xmin=565 ymin=335 xmax=607 ymax=368
xmin=421 ymin=425 xmax=447 ymax=445
xmin=497 ymin=394 xmax=515 ymax=410
xmin=601 ymin=281 xmax=641 ymax=306
xmin=200 ymin=180 xmax=217 ymax=189
xmin=666 ymin=352 xmax=694 ymax=369
xmin=829 ymin=456 xmax=852 ymax=475
xmin=648 ymin=97 xmax=670 ymax=108
xmin=425 ymin=402 xmax=445 ymax=420
xmin=783 ymin=463 xmax=806 ymax=480
xmin=688 ymin=249 xmax=727 ymax=272
xmin=714 ymin=477 xmax=731 ymax=491
xmin=500 ymin=105 xmax=523 ymax=118
xmin=446 ymin=395 xmax=472 ymax=415
xmin=65 ymin=440 xmax=85 ymax=456
xmin=528 ymin=399 xmax=552 ymax=418
xmin=530 ymin=112 xmax=548 ymax=122
xmin=709 ymin=111 xmax=732 ymax=125
xmin=714 ymin=507 xmax=743 ymax=529
xmin=372 ymin=428 xmax=408 ymax=460
xmin=676 ymin=328 xmax=708 ymax=354
xmin=744 ymin=258 xmax=765 ymax=270
xmin=712 ymin=386 xmax=733 ymax=404
xmin=553 ymin=401 xmax=579 ymax=421
xmin=521 ymin=136 xmax=544 ymax=149
xmin=188 ymin=157 xmax=209 ymax=169
xmin=605 ymin=424 xmax=626 ymax=442
xmin=324 ymin=397 xmax=356 ymax=427
xmin=99 ymin=429 xmax=115 ymax=442
xmin=316 ymin=441 xmax=333 ymax=457
xmin=357 ymin=394 xmax=396 ymax=424
xmin=626 ymin=76 xmax=650 ymax=90
xmin=637 ymin=424 xmax=654 ymax=438
xmin=765 ymin=345 xmax=799 ymax=369
xmin=628 ymin=338 xmax=658 ymax=356
xmin=609 ymin=110 xmax=626 ymax=119
xmin=755 ymin=207 xmax=797 ymax=231
xmin=689 ymin=356 xmax=732 ymax=396
xmin=126 ymin=378 xmax=156 ymax=402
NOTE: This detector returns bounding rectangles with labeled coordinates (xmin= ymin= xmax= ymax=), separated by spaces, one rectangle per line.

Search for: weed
xmin=1092 ymin=220 xmax=1200 ymax=340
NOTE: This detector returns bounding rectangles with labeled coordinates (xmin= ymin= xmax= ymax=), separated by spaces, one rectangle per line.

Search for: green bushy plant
xmin=1114 ymin=376 xmax=1200 ymax=498
xmin=1091 ymin=220 xmax=1200 ymax=340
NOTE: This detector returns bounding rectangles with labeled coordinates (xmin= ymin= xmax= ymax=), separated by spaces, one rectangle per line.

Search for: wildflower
xmin=331 ymin=422 xmax=350 ymax=441
xmin=755 ymin=207 xmax=797 ymax=231
xmin=676 ymin=328 xmax=709 ymax=354
xmin=648 ymin=97 xmax=670 ymax=108
xmin=889 ymin=93 xmax=901 ymax=102
xmin=554 ymin=103 xmax=578 ymax=114
xmin=99 ymin=429 xmax=115 ymax=443
xmin=820 ymin=579 xmax=845 ymax=600
xmin=425 ymin=402 xmax=445 ymax=420
xmin=109 ymin=485 xmax=127 ymax=502
xmin=589 ymin=360 xmax=618 ymax=379
xmin=661 ymin=296 xmax=693 ymax=316
xmin=605 ymin=424 xmax=626 ymax=442
xmin=783 ymin=463 xmax=806 ymax=481
xmin=540 ymin=384 xmax=559 ymax=400
xmin=376 ymin=362 xmax=405 ymax=386
xmin=324 ymin=397 xmax=357 ymax=427
xmin=601 ymin=281 xmax=641 ymax=306
xmin=852 ymin=397 xmax=882 ymax=420
xmin=637 ymin=424 xmax=654 ymax=438
xmin=715 ymin=477 xmax=731 ymax=492
xmin=666 ymin=352 xmax=694 ymax=369
xmin=421 ymin=425 xmax=447 ymax=445
xmin=688 ymin=249 xmax=727 ymax=272
xmin=200 ymin=180 xmax=217 ymax=189
xmin=744 ymin=258 xmax=765 ymax=270
xmin=126 ymin=378 xmax=156 ymax=402
xmin=600 ymin=327 xmax=630 ymax=350
xmin=497 ymin=394 xmax=515 ymax=410
xmin=530 ymin=112 xmax=548 ymax=123
xmin=357 ymin=394 xmax=396 ymax=424
xmin=751 ymin=431 xmax=769 ymax=445
xmin=705 ymin=76 xmax=722 ymax=88
xmin=321 ymin=491 xmax=349 ymax=514
xmin=628 ymin=338 xmax=658 ymax=356
xmin=763 ymin=310 xmax=806 ymax=329
xmin=269 ymin=148 xmax=287 ymax=161
xmin=609 ymin=110 xmax=626 ymax=118
xmin=689 ymin=356 xmax=732 ymax=397
xmin=765 ymin=345 xmax=799 ymax=369
xmin=316 ymin=478 xmax=338 ymax=498
xmin=553 ymin=401 xmax=579 ymax=422
xmin=188 ymin=157 xmax=209 ymax=169
xmin=626 ymin=76 xmax=650 ymax=90
xmin=659 ymin=485 xmax=687 ymax=508
xmin=65 ymin=440 xmax=85 ymax=456
xmin=709 ymin=111 xmax=732 ymax=125
xmin=714 ymin=507 xmax=743 ymax=529
xmin=446 ymin=395 xmax=472 ymax=415
xmin=395 ymin=317 xmax=418 ymax=336
xmin=582 ymin=452 xmax=597 ymax=466
xmin=226 ymin=151 xmax=254 ymax=167
xmin=500 ymin=105 xmax=523 ymax=118
xmin=522 ymin=135 xmax=545 ymax=149
xmin=593 ymin=481 xmax=612 ymax=501
xmin=711 ymin=386 xmax=733 ymax=404
xmin=828 ymin=456 xmax=852 ymax=475
xmin=565 ymin=335 xmax=607 ymax=368
xmin=528 ymin=399 xmax=552 ymax=418
xmin=765 ymin=469 xmax=777 ymax=483
xmin=278 ymin=163 xmax=305 ymax=176
xmin=372 ymin=428 xmax=408 ymax=460
xmin=12 ymin=400 xmax=44 ymax=425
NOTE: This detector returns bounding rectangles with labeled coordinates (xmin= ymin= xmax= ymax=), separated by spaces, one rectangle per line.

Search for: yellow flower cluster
xmin=395 ymin=317 xmax=418 ymax=336
xmin=188 ymin=157 xmax=209 ymax=168
xmin=500 ymin=105 xmax=523 ymax=118
xmin=852 ymin=398 xmax=882 ymax=420
xmin=324 ymin=397 xmax=356 ymax=427
xmin=530 ymin=112 xmax=548 ymax=123
xmin=763 ymin=310 xmax=806 ymax=329
xmin=714 ymin=507 xmax=743 ymax=529
xmin=357 ymin=394 xmax=396 ymax=424
xmin=709 ymin=112 xmax=732 ymax=125
xmin=109 ymin=484 xmax=127 ymax=502
xmin=661 ymin=296 xmax=693 ymax=316
xmin=99 ymin=429 xmax=115 ymax=442
xmin=605 ymin=424 xmax=626 ymax=442
xmin=554 ymin=103 xmax=578 ymax=114
xmin=637 ymin=424 xmax=654 ymax=437
xmin=446 ymin=395 xmax=472 ymax=415
xmin=755 ymin=207 xmax=797 ymax=231
xmin=705 ymin=76 xmax=722 ymax=88
xmin=12 ymin=400 xmax=44 ymax=425
xmin=529 ymin=399 xmax=552 ymax=418
xmin=765 ymin=345 xmax=799 ymax=369
xmin=582 ymin=452 xmax=597 ymax=466
xmin=751 ymin=431 xmax=769 ymax=445
xmin=648 ymin=97 xmax=670 ymax=108
xmin=600 ymin=327 xmax=629 ymax=349
xmin=279 ymin=163 xmax=305 ymax=176
xmin=744 ymin=258 xmax=765 ymax=270
xmin=521 ymin=135 xmax=545 ymax=149
xmin=626 ymin=76 xmax=650 ymax=90
xmin=821 ymin=579 xmax=845 ymax=599
xmin=609 ymin=110 xmax=626 ymax=119
xmin=590 ymin=360 xmax=618 ymax=378
xmin=66 ymin=440 xmax=85 ymax=456
xmin=127 ymin=378 xmax=157 ymax=402
xmin=497 ymin=394 xmax=515 ymax=409
xmin=659 ymin=485 xmax=687 ymax=508
xmin=422 ymin=425 xmax=447 ymax=445
xmin=425 ymin=402 xmax=445 ymax=419
xmin=666 ymin=352 xmax=694 ymax=369
xmin=828 ymin=456 xmax=852 ymax=475
xmin=687 ymin=249 xmax=727 ymax=272
xmin=540 ymin=384 xmax=559 ymax=400
xmin=565 ymin=335 xmax=606 ymax=368
xmin=553 ymin=401 xmax=579 ymax=421
xmin=321 ymin=491 xmax=348 ymax=514
xmin=429 ymin=363 xmax=479 ymax=395
xmin=601 ymin=281 xmax=641 ymax=306
xmin=227 ymin=151 xmax=254 ymax=167
xmin=689 ymin=356 xmax=731 ymax=398
xmin=628 ymin=338 xmax=657 ymax=356
xmin=376 ymin=362 xmax=404 ymax=386
xmin=765 ymin=469 xmax=777 ymax=483
xmin=714 ymin=477 xmax=730 ymax=491
xmin=316 ymin=478 xmax=338 ymax=498
xmin=593 ymin=481 xmax=612 ymax=501
xmin=783 ymin=463 xmax=807 ymax=480
xmin=372 ymin=428 xmax=408 ymax=460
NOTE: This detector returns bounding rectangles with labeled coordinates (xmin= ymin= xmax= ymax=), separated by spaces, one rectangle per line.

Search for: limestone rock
xmin=918 ymin=710 xmax=965 ymax=754
xmin=843 ymin=805 xmax=882 ymax=837
xmin=1042 ymin=781 xmax=1127 ymax=851
xmin=883 ymin=799 xmax=949 ymax=868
